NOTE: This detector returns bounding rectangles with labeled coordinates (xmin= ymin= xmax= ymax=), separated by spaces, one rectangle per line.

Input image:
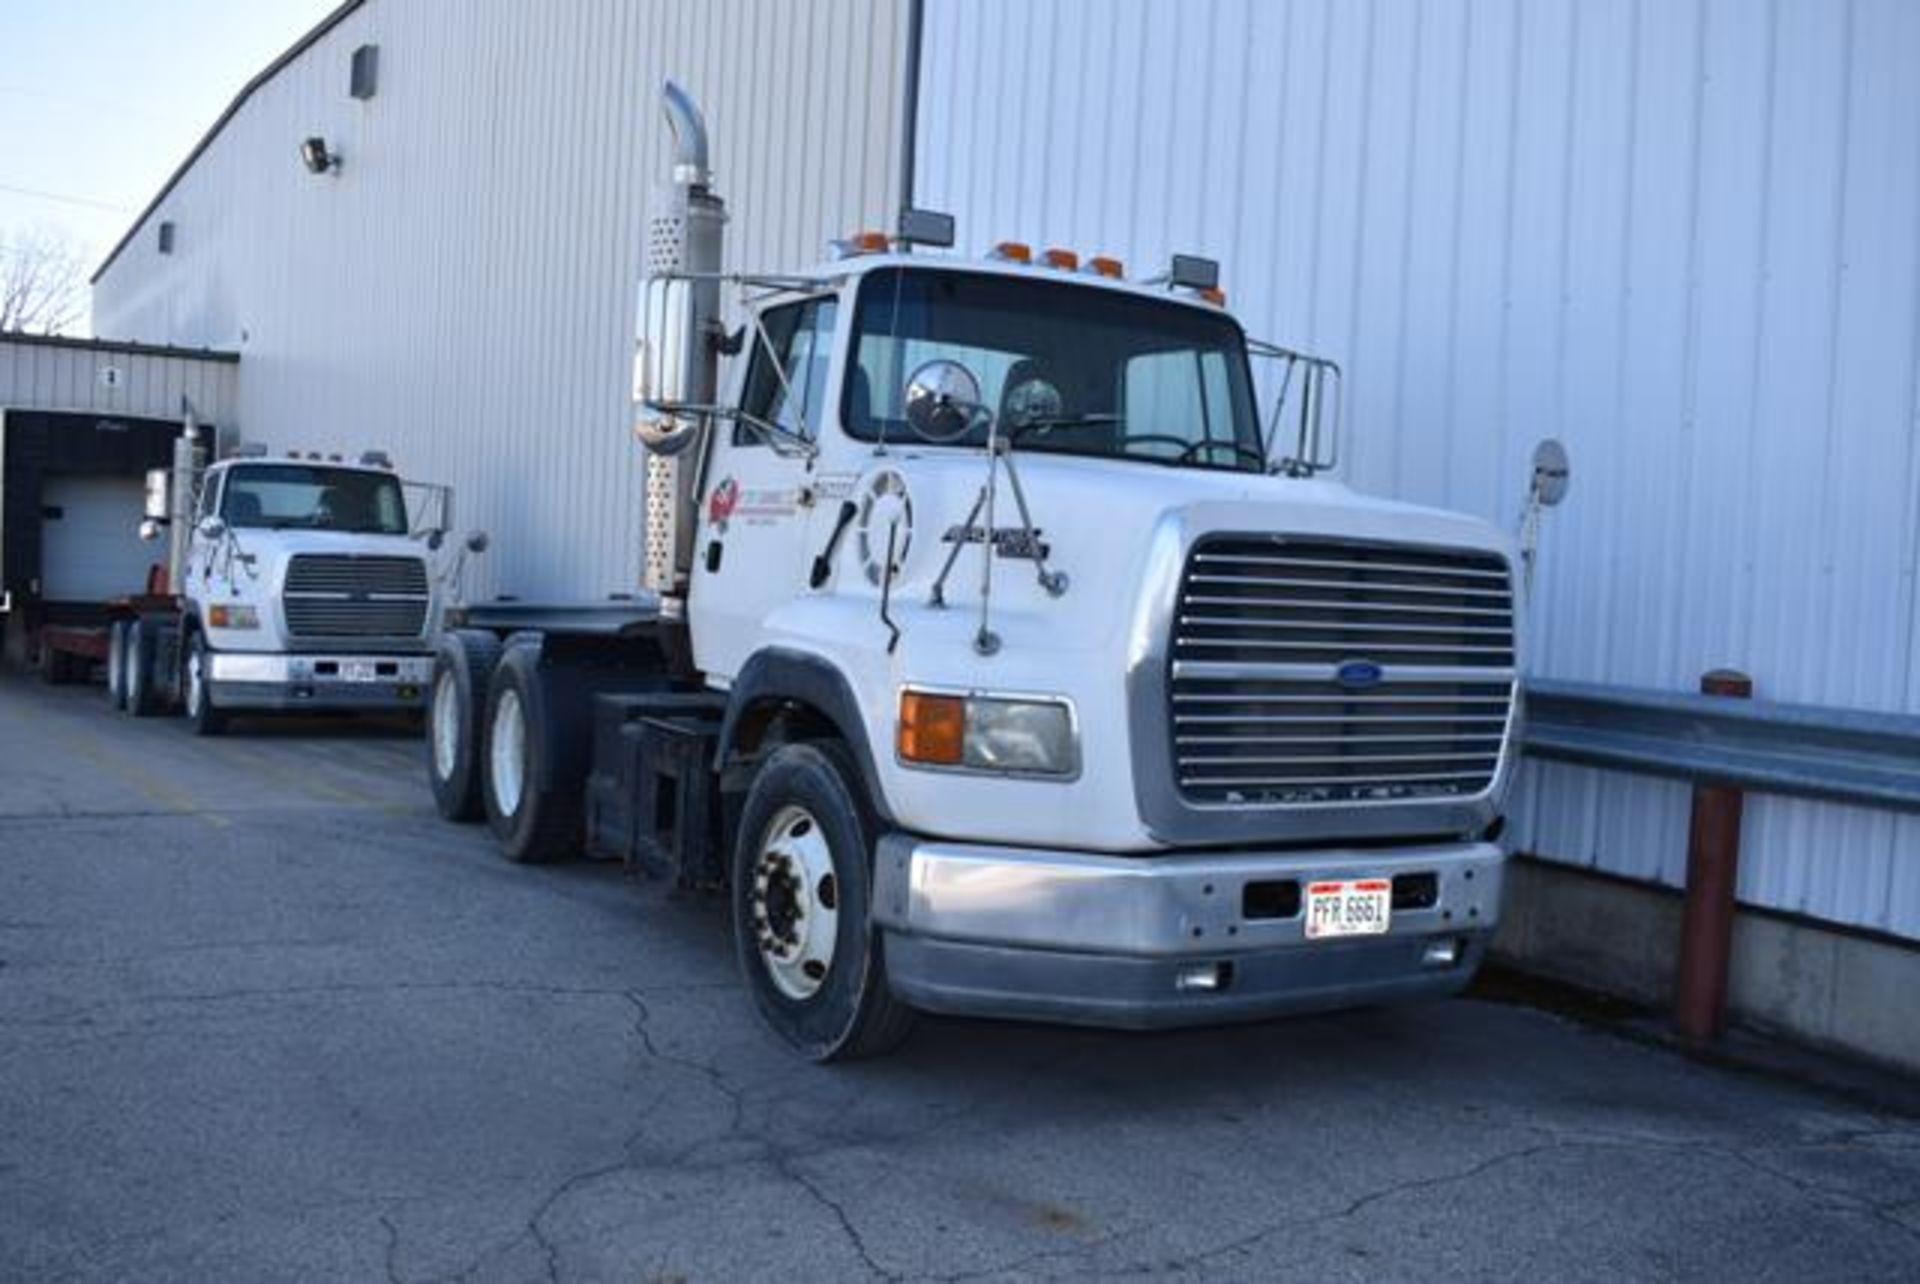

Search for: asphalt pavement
xmin=1 ymin=673 xmax=1916 ymax=1281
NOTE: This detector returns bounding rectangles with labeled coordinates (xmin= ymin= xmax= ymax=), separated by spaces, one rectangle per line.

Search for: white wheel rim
xmin=431 ymin=670 xmax=460 ymax=780
xmin=750 ymin=804 xmax=840 ymax=1001
xmin=109 ymin=629 xmax=125 ymax=701
xmin=489 ymin=688 xmax=526 ymax=817
xmin=187 ymin=646 xmax=204 ymax=716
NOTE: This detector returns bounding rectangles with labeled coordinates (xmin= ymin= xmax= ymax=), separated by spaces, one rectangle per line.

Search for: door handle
xmin=808 ymin=501 xmax=860 ymax=589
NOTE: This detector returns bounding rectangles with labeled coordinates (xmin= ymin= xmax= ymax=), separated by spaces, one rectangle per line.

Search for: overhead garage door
xmin=39 ymin=475 xmax=152 ymax=602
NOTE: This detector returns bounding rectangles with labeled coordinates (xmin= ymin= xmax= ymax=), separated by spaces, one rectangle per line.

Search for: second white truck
xmin=111 ymin=442 xmax=477 ymax=733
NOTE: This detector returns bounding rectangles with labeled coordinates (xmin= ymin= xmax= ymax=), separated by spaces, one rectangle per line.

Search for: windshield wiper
xmin=1008 ymin=413 xmax=1120 ymax=441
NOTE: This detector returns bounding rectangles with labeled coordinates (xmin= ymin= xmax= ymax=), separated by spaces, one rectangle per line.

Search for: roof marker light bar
xmin=832 ymin=230 xmax=891 ymax=258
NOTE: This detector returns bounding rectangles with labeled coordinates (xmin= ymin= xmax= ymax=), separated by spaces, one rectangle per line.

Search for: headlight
xmin=207 ymin=604 xmax=259 ymax=629
xmin=897 ymin=690 xmax=1077 ymax=777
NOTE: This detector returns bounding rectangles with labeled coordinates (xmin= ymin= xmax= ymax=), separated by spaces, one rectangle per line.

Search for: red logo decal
xmin=707 ymin=477 xmax=740 ymax=529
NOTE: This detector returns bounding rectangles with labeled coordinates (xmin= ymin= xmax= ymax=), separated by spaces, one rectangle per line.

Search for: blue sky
xmin=0 ymin=0 xmax=339 ymax=267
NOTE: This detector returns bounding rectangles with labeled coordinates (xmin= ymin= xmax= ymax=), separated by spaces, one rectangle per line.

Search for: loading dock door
xmin=2 ymin=410 xmax=191 ymax=604
xmin=39 ymin=475 xmax=151 ymax=602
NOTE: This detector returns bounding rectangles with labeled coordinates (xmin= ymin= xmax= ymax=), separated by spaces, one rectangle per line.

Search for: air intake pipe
xmin=635 ymin=81 xmax=727 ymax=605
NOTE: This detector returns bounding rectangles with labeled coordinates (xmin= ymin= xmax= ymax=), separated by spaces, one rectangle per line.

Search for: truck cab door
xmin=187 ymin=468 xmax=222 ymax=590
xmin=688 ymin=294 xmax=838 ymax=680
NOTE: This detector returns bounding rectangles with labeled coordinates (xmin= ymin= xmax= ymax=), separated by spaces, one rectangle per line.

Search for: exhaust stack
xmin=661 ymin=80 xmax=710 ymax=186
xmin=635 ymin=81 xmax=727 ymax=606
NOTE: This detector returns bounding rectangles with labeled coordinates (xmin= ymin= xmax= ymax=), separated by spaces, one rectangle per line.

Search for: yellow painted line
xmin=201 ymin=740 xmax=376 ymax=809
xmin=27 ymin=713 xmax=229 ymax=830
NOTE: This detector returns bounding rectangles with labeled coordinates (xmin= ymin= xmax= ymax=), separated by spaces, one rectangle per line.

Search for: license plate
xmin=1305 ymin=879 xmax=1392 ymax=940
xmin=342 ymin=660 xmax=378 ymax=683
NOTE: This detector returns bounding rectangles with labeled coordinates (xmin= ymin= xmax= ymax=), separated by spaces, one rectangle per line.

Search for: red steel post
xmin=1673 ymin=668 xmax=1753 ymax=1043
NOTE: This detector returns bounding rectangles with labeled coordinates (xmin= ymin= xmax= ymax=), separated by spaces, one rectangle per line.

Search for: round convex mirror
xmin=1531 ymin=438 xmax=1571 ymax=507
xmin=903 ymin=359 xmax=984 ymax=444
xmin=1002 ymin=377 xmax=1063 ymax=433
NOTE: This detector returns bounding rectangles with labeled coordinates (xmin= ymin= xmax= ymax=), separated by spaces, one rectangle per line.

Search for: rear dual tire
xmin=107 ymin=620 xmax=130 ymax=710
xmin=426 ymin=630 xmax=503 ymax=821
xmin=124 ymin=619 xmax=158 ymax=717
xmin=481 ymin=640 xmax=584 ymax=863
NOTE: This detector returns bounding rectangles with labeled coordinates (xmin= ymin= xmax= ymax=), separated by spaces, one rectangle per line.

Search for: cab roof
xmin=787 ymin=251 xmax=1239 ymax=320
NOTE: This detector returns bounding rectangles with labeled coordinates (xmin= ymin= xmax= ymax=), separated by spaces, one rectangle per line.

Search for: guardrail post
xmin=1673 ymin=668 xmax=1753 ymax=1043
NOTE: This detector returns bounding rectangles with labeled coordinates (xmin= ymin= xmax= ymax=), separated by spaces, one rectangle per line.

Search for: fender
xmin=718 ymin=647 xmax=894 ymax=823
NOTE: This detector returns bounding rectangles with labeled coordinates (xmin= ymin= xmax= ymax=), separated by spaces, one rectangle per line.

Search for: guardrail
xmin=1522 ymin=676 xmax=1920 ymax=814
xmin=1518 ymin=669 xmax=1920 ymax=1044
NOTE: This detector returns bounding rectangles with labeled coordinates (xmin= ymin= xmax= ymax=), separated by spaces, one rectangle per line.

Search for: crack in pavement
xmin=0 ymin=978 xmax=717 ymax=1031
xmin=983 ymin=1115 xmax=1918 ymax=1281
xmin=773 ymin=1152 xmax=898 ymax=1282
xmin=379 ymin=1213 xmax=404 ymax=1284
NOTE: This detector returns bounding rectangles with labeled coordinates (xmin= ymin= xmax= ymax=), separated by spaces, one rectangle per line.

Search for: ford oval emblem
xmin=1336 ymin=659 xmax=1383 ymax=690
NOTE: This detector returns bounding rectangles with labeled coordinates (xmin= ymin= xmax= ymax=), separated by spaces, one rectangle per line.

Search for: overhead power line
xmin=0 ymin=182 xmax=132 ymax=214
xmin=0 ymin=83 xmax=197 ymax=125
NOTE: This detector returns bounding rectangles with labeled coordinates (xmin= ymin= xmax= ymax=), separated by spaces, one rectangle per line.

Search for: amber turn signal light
xmin=898 ymin=691 xmax=966 ymax=766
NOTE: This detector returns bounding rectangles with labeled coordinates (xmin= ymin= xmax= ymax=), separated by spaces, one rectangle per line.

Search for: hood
xmin=226 ymin=528 xmax=430 ymax=564
xmin=874 ymin=448 xmax=1514 ymax=627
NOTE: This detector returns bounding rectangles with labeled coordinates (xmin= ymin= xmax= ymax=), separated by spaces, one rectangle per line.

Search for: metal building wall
xmin=917 ymin=0 xmax=1920 ymax=939
xmin=0 ymin=337 xmax=236 ymax=425
xmin=92 ymin=0 xmax=906 ymax=604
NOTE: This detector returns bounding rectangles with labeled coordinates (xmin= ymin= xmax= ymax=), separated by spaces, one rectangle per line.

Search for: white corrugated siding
xmin=0 ymin=339 xmax=237 ymax=425
xmin=918 ymin=0 xmax=1920 ymax=939
xmin=92 ymin=0 xmax=905 ymax=605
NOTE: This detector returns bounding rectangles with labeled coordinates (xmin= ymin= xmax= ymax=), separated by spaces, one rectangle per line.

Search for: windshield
xmin=844 ymin=267 xmax=1263 ymax=471
xmin=219 ymin=464 xmax=408 ymax=535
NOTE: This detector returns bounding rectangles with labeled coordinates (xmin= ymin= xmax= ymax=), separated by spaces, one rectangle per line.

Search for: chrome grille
xmin=282 ymin=554 xmax=429 ymax=640
xmin=1171 ymin=536 xmax=1516 ymax=805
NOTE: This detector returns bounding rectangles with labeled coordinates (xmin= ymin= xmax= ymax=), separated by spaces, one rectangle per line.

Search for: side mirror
xmin=464 ymin=530 xmax=490 ymax=554
xmin=632 ymin=264 xmax=720 ymax=457
xmin=197 ymin=516 xmax=227 ymax=541
xmin=903 ymin=359 xmax=985 ymax=444
xmin=1530 ymin=438 xmax=1571 ymax=507
xmin=143 ymin=468 xmax=171 ymax=520
xmin=138 ymin=518 xmax=163 ymax=543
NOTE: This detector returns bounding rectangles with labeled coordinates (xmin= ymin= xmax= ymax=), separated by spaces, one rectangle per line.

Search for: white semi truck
xmin=423 ymin=85 xmax=1567 ymax=1061
xmin=110 ymin=439 xmax=478 ymax=733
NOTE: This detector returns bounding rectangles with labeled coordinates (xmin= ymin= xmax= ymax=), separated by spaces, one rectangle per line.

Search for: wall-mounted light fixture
xmin=350 ymin=44 xmax=379 ymax=100
xmin=299 ymin=136 xmax=342 ymax=175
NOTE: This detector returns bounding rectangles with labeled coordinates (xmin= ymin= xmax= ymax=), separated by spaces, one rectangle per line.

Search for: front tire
xmin=427 ymin=630 xmax=503 ymax=822
xmin=731 ymin=741 xmax=914 ymax=1062
xmin=185 ymin=630 xmax=226 ymax=736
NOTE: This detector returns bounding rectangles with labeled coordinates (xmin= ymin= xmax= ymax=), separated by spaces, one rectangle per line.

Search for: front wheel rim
xmin=431 ymin=670 xmax=460 ymax=780
xmin=750 ymin=804 xmax=840 ymax=1001
xmin=187 ymin=645 xmax=204 ymax=716
xmin=489 ymin=688 xmax=526 ymax=817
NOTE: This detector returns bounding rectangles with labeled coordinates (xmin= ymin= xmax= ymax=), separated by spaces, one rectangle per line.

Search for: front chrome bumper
xmin=873 ymin=835 xmax=1505 ymax=1029
xmin=207 ymin=652 xmax=433 ymax=711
